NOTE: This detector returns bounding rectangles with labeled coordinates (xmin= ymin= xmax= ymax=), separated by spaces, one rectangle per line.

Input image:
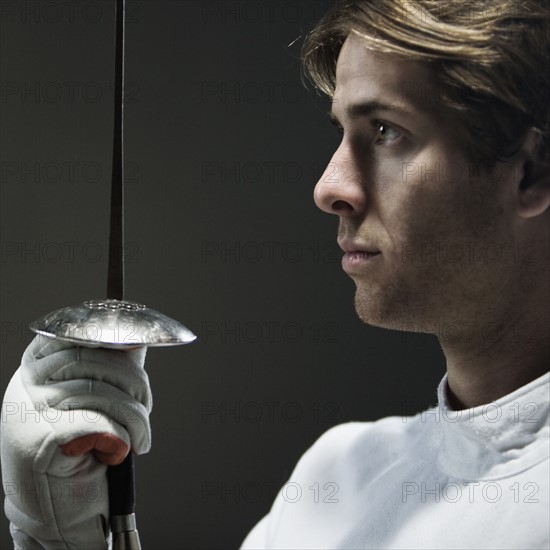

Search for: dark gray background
xmin=0 ymin=1 xmax=444 ymax=547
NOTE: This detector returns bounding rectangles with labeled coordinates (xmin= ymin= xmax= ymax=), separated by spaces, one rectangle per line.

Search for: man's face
xmin=314 ymin=34 xmax=522 ymax=338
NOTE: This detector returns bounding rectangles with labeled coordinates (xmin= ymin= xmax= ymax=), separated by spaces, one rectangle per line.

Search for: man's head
xmin=304 ymin=0 xmax=550 ymax=341
xmin=304 ymin=0 xmax=550 ymax=169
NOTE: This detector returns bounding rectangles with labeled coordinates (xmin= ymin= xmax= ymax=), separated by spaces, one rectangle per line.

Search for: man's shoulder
xmin=293 ymin=411 xmax=433 ymax=481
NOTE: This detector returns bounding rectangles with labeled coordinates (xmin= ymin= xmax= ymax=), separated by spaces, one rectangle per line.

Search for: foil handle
xmin=108 ymin=454 xmax=142 ymax=550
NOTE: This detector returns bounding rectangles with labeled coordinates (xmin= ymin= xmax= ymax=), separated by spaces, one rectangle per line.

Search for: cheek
xmin=376 ymin=147 xmax=492 ymax=240
xmin=382 ymin=177 xmax=511 ymax=278
xmin=376 ymin=171 xmax=453 ymax=241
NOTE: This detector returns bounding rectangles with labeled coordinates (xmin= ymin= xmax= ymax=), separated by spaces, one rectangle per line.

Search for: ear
xmin=517 ymin=128 xmax=550 ymax=218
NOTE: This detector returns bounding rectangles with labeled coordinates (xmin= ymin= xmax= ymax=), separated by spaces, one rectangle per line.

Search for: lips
xmin=344 ymin=251 xmax=380 ymax=260
xmin=337 ymin=238 xmax=381 ymax=255
xmin=338 ymin=238 xmax=381 ymax=273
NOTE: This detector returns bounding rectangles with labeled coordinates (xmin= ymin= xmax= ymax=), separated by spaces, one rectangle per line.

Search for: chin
xmin=353 ymin=282 xmax=427 ymax=332
xmin=353 ymin=288 xmax=394 ymax=329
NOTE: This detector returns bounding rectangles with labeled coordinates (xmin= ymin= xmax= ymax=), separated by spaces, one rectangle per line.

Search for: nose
xmin=313 ymin=144 xmax=367 ymax=217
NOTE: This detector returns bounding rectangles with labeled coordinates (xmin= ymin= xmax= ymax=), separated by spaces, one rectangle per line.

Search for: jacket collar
xmin=435 ymin=371 xmax=549 ymax=480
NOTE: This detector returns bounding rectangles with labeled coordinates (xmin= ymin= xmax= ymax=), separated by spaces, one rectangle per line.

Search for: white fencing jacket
xmin=241 ymin=372 xmax=550 ymax=549
xmin=2 ymin=337 xmax=548 ymax=548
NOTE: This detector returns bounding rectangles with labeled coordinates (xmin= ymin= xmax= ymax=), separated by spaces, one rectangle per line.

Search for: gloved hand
xmin=1 ymin=335 xmax=152 ymax=549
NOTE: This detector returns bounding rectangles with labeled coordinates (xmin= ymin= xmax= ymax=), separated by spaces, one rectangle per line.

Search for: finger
xmin=60 ymin=433 xmax=130 ymax=466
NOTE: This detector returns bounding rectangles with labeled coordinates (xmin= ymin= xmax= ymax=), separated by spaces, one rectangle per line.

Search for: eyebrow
xmin=329 ymin=100 xmax=416 ymax=125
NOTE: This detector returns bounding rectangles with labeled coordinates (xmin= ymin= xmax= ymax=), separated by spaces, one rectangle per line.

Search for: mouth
xmin=338 ymin=238 xmax=382 ymax=273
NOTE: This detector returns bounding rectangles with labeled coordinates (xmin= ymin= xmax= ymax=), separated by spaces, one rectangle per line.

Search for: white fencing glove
xmin=1 ymin=335 xmax=152 ymax=549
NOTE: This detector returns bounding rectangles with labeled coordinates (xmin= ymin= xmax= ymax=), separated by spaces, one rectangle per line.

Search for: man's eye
xmin=374 ymin=121 xmax=401 ymax=144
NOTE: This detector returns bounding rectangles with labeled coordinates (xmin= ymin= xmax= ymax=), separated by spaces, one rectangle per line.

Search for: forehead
xmin=333 ymin=34 xmax=439 ymax=117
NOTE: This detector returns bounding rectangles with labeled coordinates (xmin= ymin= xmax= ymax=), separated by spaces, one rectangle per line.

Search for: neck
xmin=439 ymin=291 xmax=549 ymax=410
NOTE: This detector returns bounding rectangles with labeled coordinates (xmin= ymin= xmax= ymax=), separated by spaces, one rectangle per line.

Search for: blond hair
xmin=302 ymin=0 xmax=550 ymax=167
